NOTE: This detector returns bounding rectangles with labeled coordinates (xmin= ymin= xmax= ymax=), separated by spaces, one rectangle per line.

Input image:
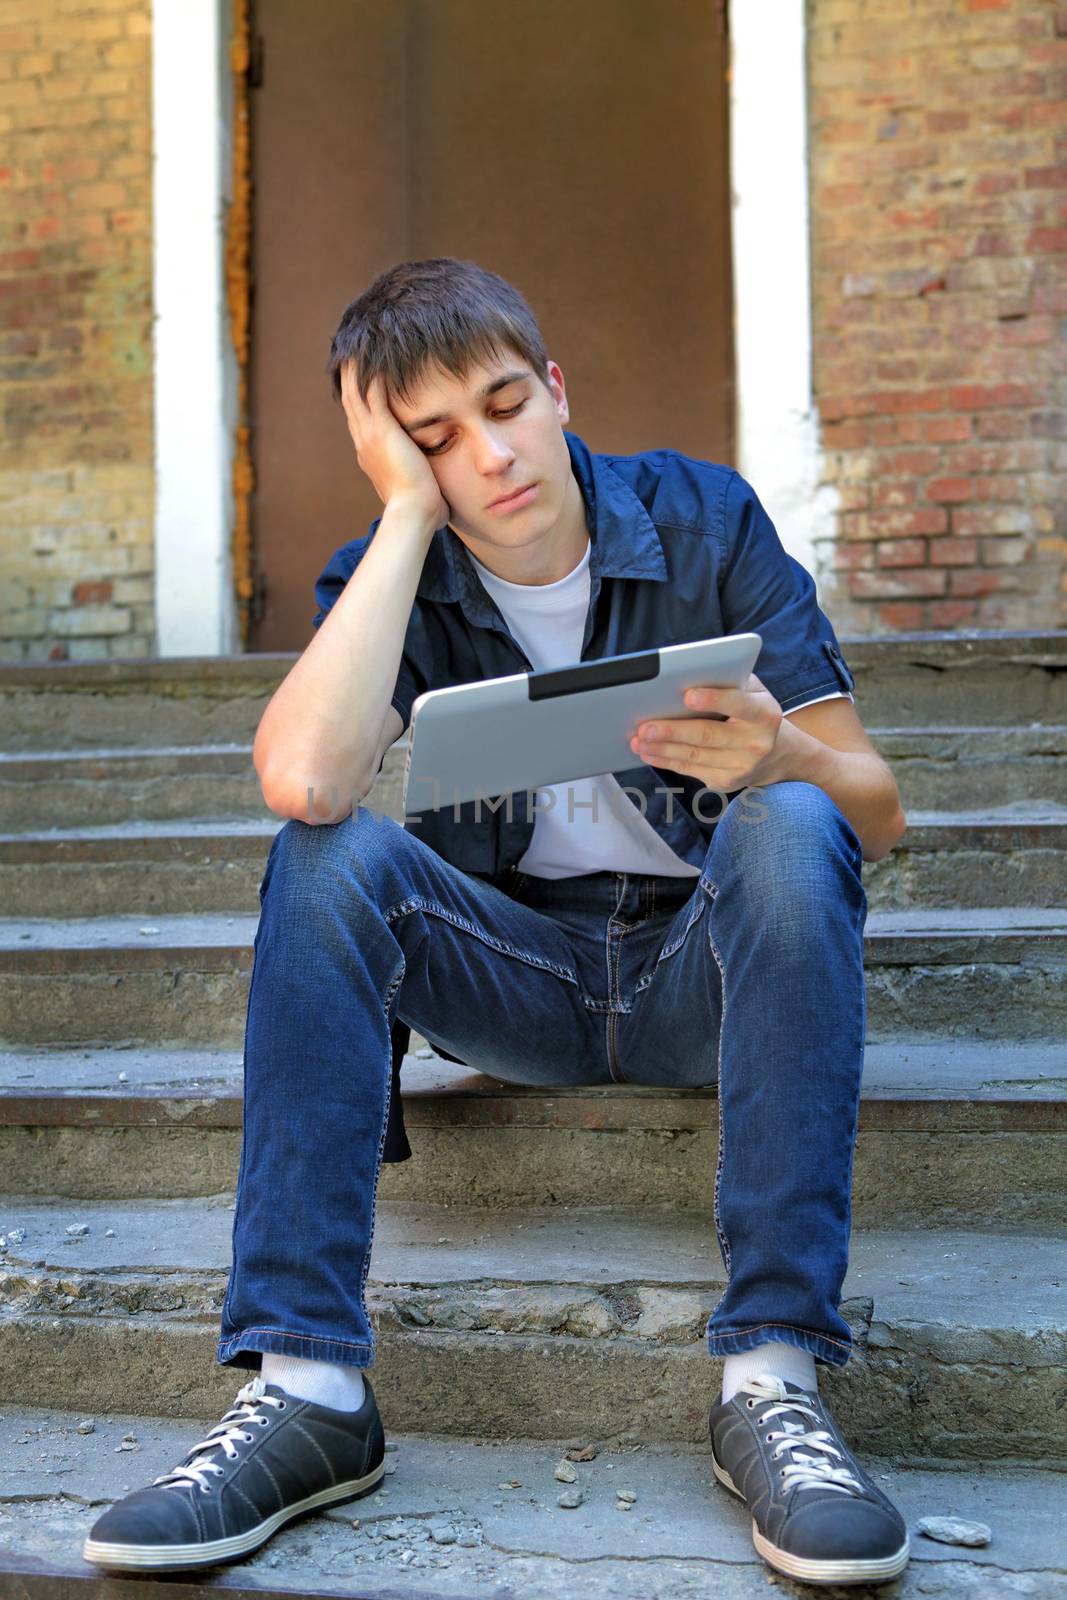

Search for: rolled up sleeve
xmin=719 ymin=471 xmax=856 ymax=713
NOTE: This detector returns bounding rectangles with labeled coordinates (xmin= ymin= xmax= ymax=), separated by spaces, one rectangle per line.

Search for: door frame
xmin=151 ymin=0 xmax=826 ymax=656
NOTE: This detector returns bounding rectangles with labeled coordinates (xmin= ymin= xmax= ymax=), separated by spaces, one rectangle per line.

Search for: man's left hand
xmin=629 ymin=673 xmax=791 ymax=791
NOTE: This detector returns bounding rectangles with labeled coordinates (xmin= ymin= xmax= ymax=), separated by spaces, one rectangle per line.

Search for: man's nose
xmin=472 ymin=425 xmax=515 ymax=472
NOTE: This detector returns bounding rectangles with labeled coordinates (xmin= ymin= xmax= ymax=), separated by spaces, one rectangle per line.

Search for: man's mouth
xmin=488 ymin=482 xmax=538 ymax=510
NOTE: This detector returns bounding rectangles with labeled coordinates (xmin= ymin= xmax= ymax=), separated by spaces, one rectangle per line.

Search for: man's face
xmin=388 ymin=346 xmax=575 ymax=548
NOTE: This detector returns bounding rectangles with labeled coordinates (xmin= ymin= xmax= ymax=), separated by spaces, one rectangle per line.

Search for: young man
xmin=84 ymin=258 xmax=910 ymax=1587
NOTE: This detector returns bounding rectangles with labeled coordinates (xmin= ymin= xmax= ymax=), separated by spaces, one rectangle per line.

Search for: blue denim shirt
xmin=312 ymin=428 xmax=856 ymax=880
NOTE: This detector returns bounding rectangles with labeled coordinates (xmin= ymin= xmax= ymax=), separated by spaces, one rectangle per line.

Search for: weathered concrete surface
xmin=0 ymin=1202 xmax=1063 ymax=1457
xmin=2 ymin=911 xmax=1066 ymax=1047
xmin=4 ymin=1122 xmax=1066 ymax=1228
xmin=0 ymin=1409 xmax=1064 ymax=1600
xmin=4 ymin=806 xmax=1066 ymax=917
xmin=4 ymin=723 xmax=1066 ymax=837
xmin=0 ymin=744 xmax=269 ymax=831
xmin=3 ymin=633 xmax=1065 ymax=749
xmin=3 ymin=1039 xmax=1065 ymax=1220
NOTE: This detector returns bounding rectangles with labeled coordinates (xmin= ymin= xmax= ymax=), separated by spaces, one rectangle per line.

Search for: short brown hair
xmin=326 ymin=257 xmax=551 ymax=406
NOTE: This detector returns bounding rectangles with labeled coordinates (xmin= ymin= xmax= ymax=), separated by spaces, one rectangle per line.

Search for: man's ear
xmin=546 ymin=359 xmax=569 ymax=425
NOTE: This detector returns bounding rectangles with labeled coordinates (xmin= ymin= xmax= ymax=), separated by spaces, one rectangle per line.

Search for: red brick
xmin=877 ymin=602 xmax=925 ymax=629
xmin=930 ymin=537 xmax=980 ymax=565
xmin=949 ymin=383 xmax=1036 ymax=411
xmin=869 ymin=418 xmax=925 ymax=446
xmin=928 ymin=599 xmax=979 ymax=626
xmin=832 ymin=542 xmax=876 ymax=571
xmin=848 ymin=569 xmax=948 ymax=599
xmin=927 ymin=477 xmax=974 ymax=503
xmin=927 ymin=110 xmax=970 ymax=134
xmin=1025 ymin=165 xmax=1067 ymax=188
xmin=877 ymin=537 xmax=927 ymax=566
xmin=953 ymin=507 xmax=1029 ymax=536
xmin=1028 ymin=225 xmax=1067 ymax=251
xmin=872 ymin=480 xmax=918 ymax=509
xmin=980 ymin=536 xmax=1030 ymax=564
xmin=822 ymin=421 xmax=868 ymax=449
xmin=72 ymin=579 xmax=113 ymax=604
xmin=923 ymin=417 xmax=973 ymax=444
xmin=949 ymin=568 xmax=1023 ymax=596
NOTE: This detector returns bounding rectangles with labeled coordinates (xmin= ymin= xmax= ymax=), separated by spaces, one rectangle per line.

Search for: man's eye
xmin=421 ymin=400 xmax=527 ymax=456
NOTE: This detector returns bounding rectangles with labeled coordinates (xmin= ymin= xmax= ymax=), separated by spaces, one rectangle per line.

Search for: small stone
xmin=553 ymin=1458 xmax=577 ymax=1483
xmin=117 ymin=1071 xmax=128 ymax=1082
xmin=66 ymin=1223 xmax=90 ymax=1237
xmin=616 ymin=1489 xmax=638 ymax=1503
xmin=114 ymin=1441 xmax=139 ymax=1452
xmin=6 ymin=1228 xmax=26 ymax=1246
xmin=383 ymin=1440 xmax=399 ymax=1452
xmin=121 ymin=1432 xmax=138 ymax=1443
xmin=138 ymin=926 xmax=161 ymax=935
xmin=557 ymin=1488 xmax=584 ymax=1509
xmin=105 ymin=1229 xmax=115 ymax=1238
xmin=429 ymin=1523 xmax=457 ymax=1544
xmin=565 ymin=1443 xmax=598 ymax=1461
xmin=616 ymin=1498 xmax=633 ymax=1510
xmin=456 ymin=1531 xmax=480 ymax=1547
xmin=497 ymin=1479 xmax=521 ymax=1489
xmin=917 ymin=1515 xmax=991 ymax=1548
xmin=76 ymin=1420 xmax=95 ymax=1435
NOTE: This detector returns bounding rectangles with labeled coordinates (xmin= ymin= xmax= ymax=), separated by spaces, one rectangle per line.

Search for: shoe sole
xmin=711 ymin=1453 xmax=910 ymax=1586
xmin=81 ymin=1457 xmax=386 ymax=1572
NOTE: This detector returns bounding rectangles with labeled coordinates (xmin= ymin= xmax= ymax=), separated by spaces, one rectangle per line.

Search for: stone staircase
xmin=1 ymin=631 xmax=1066 ymax=1597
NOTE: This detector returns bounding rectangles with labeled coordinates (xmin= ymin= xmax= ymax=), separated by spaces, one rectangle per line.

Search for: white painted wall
xmin=729 ymin=0 xmax=837 ymax=597
xmin=152 ymin=0 xmax=239 ymax=656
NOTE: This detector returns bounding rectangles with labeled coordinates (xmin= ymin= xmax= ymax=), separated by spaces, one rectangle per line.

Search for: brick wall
xmin=809 ymin=0 xmax=1067 ymax=632
xmin=0 ymin=0 xmax=153 ymax=662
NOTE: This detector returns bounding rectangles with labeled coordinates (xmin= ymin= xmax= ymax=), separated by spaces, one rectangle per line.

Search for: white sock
xmin=260 ymin=1353 xmax=366 ymax=1411
xmin=722 ymin=1340 xmax=818 ymax=1404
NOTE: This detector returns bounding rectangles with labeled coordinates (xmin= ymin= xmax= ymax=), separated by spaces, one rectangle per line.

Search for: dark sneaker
xmin=709 ymin=1374 xmax=909 ymax=1586
xmin=82 ymin=1374 xmax=386 ymax=1572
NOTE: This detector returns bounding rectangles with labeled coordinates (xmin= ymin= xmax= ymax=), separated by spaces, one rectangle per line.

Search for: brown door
xmin=248 ymin=0 xmax=734 ymax=652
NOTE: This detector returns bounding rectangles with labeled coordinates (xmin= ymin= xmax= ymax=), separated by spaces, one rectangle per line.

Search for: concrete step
xmin=5 ymin=724 xmax=1067 ymax=836
xmin=1 ymin=634 xmax=1065 ymax=753
xmin=1 ymin=908 xmax=1064 ymax=1048
xmin=873 ymin=725 xmax=1067 ymax=810
xmin=3 ymin=1411 xmax=1065 ymax=1600
xmin=0 ymin=1198 xmax=1063 ymax=1461
xmin=0 ymin=743 xmax=270 ymax=830
xmin=2 ymin=804 xmax=1065 ymax=916
xmin=1 ymin=1039 xmax=1063 ymax=1225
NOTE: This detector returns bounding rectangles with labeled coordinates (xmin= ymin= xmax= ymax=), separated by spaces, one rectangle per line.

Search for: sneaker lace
xmin=741 ymin=1375 xmax=865 ymax=1498
xmin=152 ymin=1376 xmax=286 ymax=1493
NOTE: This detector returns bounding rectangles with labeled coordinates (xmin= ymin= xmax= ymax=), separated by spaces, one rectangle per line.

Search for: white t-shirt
xmin=467 ymin=538 xmax=847 ymax=880
xmin=467 ymin=538 xmax=698 ymax=880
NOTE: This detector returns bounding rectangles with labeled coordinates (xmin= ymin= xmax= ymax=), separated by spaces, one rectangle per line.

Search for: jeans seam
xmin=706 ymin=1321 xmax=853 ymax=1354
xmin=219 ymin=1327 xmax=375 ymax=1355
xmin=357 ymin=959 xmax=406 ymax=1341
xmin=384 ymin=895 xmax=579 ymax=987
xmin=703 ymin=881 xmax=731 ymax=1323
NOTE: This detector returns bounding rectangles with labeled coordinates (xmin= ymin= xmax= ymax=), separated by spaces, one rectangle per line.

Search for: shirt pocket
xmin=823 ymin=639 xmax=856 ymax=695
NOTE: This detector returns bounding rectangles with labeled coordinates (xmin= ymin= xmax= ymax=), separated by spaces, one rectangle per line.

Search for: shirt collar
xmin=414 ymin=428 xmax=668 ymax=614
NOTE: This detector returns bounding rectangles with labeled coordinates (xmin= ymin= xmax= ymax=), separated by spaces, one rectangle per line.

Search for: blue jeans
xmin=218 ymin=780 xmax=868 ymax=1373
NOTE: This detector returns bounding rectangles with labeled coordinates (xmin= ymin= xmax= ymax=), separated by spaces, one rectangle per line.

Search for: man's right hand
xmin=340 ymin=361 xmax=450 ymax=527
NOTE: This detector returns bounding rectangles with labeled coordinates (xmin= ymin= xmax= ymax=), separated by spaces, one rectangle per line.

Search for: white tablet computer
xmin=401 ymin=631 xmax=763 ymax=814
